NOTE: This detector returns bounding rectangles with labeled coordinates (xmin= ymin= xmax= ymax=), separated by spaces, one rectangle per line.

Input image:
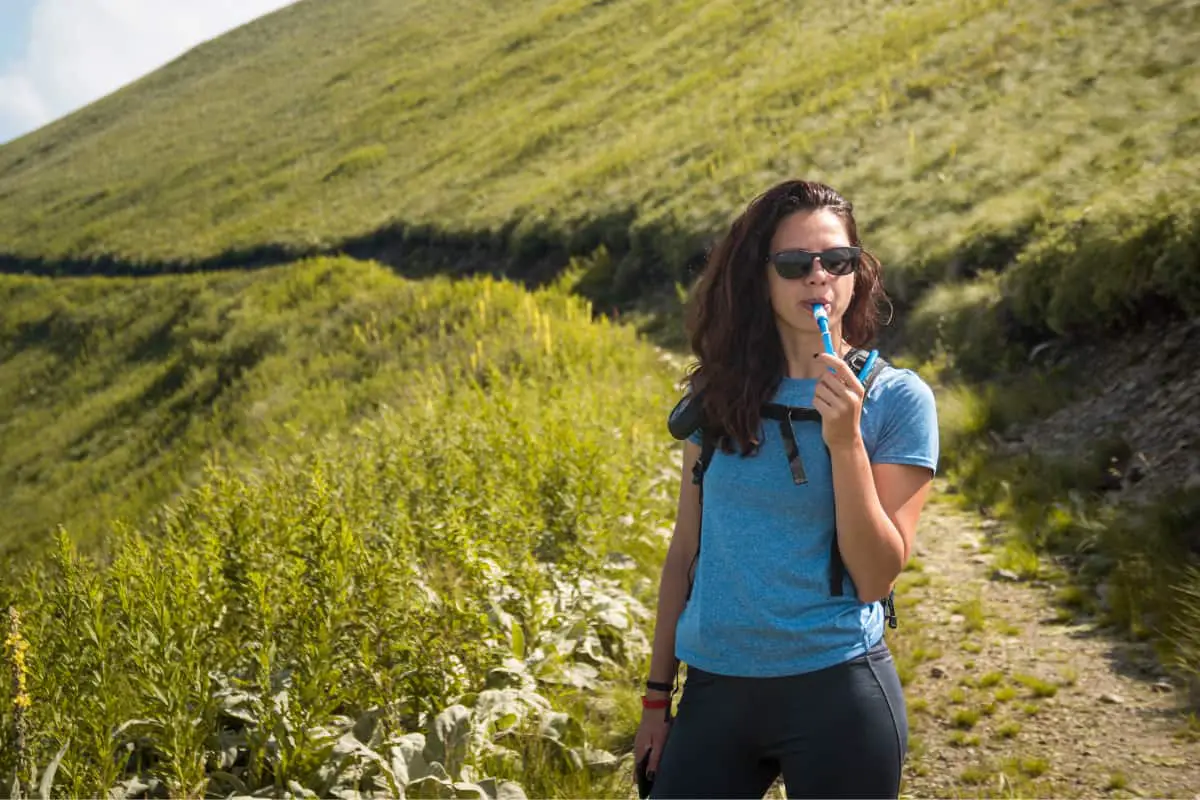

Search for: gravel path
xmin=894 ymin=490 xmax=1199 ymax=799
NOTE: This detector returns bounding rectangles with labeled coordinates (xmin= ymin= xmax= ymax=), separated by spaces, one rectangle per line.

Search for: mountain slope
xmin=1 ymin=0 xmax=1197 ymax=328
xmin=0 ymin=256 xmax=675 ymax=559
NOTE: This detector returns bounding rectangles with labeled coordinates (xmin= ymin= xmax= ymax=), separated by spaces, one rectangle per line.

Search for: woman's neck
xmin=778 ymin=324 xmax=846 ymax=379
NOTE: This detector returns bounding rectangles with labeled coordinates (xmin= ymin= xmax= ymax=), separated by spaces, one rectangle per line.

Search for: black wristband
xmin=645 ymin=679 xmax=674 ymax=693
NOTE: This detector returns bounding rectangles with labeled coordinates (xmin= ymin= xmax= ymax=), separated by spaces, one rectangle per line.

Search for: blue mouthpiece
xmin=812 ymin=303 xmax=837 ymax=373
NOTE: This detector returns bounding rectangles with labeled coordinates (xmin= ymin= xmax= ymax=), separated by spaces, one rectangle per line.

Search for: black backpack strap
xmin=685 ymin=430 xmax=717 ymax=603
xmin=883 ymin=591 xmax=898 ymax=629
xmin=845 ymin=347 xmax=888 ymax=394
xmin=828 ymin=536 xmax=846 ymax=597
xmin=761 ymin=405 xmax=821 ymax=486
xmin=692 ymin=432 xmax=717 ymax=487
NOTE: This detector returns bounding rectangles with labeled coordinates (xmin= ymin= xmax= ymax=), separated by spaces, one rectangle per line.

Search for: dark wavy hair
xmin=684 ymin=179 xmax=889 ymax=454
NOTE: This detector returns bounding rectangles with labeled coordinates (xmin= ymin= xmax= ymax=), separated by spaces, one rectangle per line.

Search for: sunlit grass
xmin=0 ymin=255 xmax=685 ymax=796
xmin=0 ymin=0 xmax=1196 ymax=339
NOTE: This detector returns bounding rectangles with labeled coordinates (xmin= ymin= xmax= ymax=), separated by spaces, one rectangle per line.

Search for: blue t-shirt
xmin=676 ymin=363 xmax=938 ymax=678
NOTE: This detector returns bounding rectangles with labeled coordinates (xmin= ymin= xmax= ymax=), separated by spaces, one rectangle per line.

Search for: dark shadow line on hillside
xmin=0 ymin=212 xmax=717 ymax=309
xmin=0 ymin=212 xmax=949 ymax=354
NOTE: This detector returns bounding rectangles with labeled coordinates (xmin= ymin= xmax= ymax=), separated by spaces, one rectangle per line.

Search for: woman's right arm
xmin=645 ymin=439 xmax=703 ymax=688
xmin=632 ymin=440 xmax=703 ymax=782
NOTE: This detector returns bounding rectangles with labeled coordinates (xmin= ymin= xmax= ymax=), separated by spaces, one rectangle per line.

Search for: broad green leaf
xmin=107 ymin=778 xmax=153 ymax=800
xmin=494 ymin=781 xmax=528 ymax=800
xmin=352 ymin=706 xmax=385 ymax=747
xmin=213 ymin=729 xmax=244 ymax=770
xmin=390 ymin=732 xmax=429 ymax=785
xmin=576 ymin=634 xmax=610 ymax=666
xmin=424 ymin=705 xmax=472 ymax=780
xmin=583 ymin=747 xmax=620 ymax=775
xmin=535 ymin=736 xmax=585 ymax=773
xmin=213 ymin=687 xmax=260 ymax=727
xmin=478 ymin=743 xmax=523 ymax=777
xmin=38 ymin=740 xmax=69 ymax=800
xmin=328 ymin=729 xmax=400 ymax=796
xmin=539 ymin=711 xmax=585 ymax=747
xmin=112 ymin=718 xmax=163 ymax=739
xmin=407 ymin=776 xmax=455 ymax=799
xmin=285 ymin=780 xmax=319 ymax=799
xmin=208 ymin=772 xmax=248 ymax=795
xmin=540 ymin=661 xmax=599 ymax=689
xmin=510 ymin=620 xmax=525 ymax=660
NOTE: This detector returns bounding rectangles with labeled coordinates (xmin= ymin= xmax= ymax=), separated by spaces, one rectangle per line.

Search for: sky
xmin=0 ymin=0 xmax=299 ymax=144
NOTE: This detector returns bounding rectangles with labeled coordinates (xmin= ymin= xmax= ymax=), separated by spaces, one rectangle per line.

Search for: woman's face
xmin=765 ymin=208 xmax=856 ymax=336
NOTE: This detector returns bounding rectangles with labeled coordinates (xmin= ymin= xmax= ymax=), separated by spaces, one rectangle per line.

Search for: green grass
xmin=0 ymin=256 xmax=686 ymax=797
xmin=0 ymin=257 xmax=676 ymax=560
xmin=978 ymin=671 xmax=1004 ymax=688
xmin=953 ymin=594 xmax=986 ymax=632
xmin=1013 ymin=674 xmax=1059 ymax=699
xmin=952 ymin=709 xmax=980 ymax=730
xmin=995 ymin=721 xmax=1021 ymax=739
xmin=949 ymin=731 xmax=980 ymax=748
xmin=1003 ymin=756 xmax=1050 ymax=779
xmin=0 ymin=0 xmax=1198 ymax=333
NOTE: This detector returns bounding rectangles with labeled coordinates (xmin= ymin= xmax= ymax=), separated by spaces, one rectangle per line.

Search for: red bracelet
xmin=641 ymin=696 xmax=670 ymax=710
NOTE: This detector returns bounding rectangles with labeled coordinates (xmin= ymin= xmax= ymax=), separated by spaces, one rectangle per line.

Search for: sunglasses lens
xmin=822 ymin=248 xmax=859 ymax=276
xmin=771 ymin=247 xmax=861 ymax=278
xmin=772 ymin=252 xmax=815 ymax=279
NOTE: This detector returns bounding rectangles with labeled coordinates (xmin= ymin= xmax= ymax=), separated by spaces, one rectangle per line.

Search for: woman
xmin=634 ymin=179 xmax=938 ymax=799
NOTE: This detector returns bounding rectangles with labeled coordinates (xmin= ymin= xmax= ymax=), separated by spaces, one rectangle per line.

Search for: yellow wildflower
xmin=6 ymin=607 xmax=31 ymax=713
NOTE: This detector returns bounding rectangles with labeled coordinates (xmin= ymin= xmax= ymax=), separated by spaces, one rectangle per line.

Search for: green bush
xmin=0 ymin=257 xmax=684 ymax=797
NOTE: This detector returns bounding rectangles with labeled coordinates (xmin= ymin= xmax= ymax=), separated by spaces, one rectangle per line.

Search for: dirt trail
xmin=895 ymin=487 xmax=1199 ymax=799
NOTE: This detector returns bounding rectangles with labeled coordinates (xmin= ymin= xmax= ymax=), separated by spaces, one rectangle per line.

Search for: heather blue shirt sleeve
xmin=864 ymin=367 xmax=939 ymax=473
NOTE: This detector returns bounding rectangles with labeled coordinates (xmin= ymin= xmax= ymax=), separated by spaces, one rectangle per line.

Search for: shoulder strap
xmin=667 ymin=347 xmax=888 ymax=443
xmin=685 ymin=430 xmax=716 ymax=603
xmin=845 ymin=347 xmax=889 ymax=395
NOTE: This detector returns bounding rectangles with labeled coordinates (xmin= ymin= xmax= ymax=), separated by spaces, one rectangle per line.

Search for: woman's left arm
xmin=829 ymin=450 xmax=932 ymax=603
xmin=813 ymin=353 xmax=936 ymax=603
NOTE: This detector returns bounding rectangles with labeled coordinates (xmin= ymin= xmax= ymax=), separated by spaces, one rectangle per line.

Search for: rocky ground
xmin=999 ymin=314 xmax=1200 ymax=508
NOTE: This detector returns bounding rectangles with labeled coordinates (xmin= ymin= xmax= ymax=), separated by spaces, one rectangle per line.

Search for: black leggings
xmin=649 ymin=639 xmax=907 ymax=799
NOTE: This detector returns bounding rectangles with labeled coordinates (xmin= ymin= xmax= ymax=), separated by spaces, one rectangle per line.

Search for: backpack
xmin=666 ymin=347 xmax=899 ymax=630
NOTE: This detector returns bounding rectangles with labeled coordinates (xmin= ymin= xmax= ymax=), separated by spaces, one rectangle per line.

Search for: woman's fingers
xmin=813 ymin=381 xmax=850 ymax=413
xmin=814 ymin=353 xmax=865 ymax=400
xmin=818 ymin=371 xmax=860 ymax=402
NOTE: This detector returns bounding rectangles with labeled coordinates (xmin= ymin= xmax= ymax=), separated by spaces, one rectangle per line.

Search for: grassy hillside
xmin=0 ymin=256 xmax=676 ymax=560
xmin=1 ymin=257 xmax=684 ymax=797
xmin=1 ymin=0 xmax=1197 ymax=333
xmin=2 ymin=0 xmax=1199 ymax=789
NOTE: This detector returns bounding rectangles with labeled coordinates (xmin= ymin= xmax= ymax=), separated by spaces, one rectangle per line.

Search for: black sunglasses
xmin=768 ymin=246 xmax=862 ymax=279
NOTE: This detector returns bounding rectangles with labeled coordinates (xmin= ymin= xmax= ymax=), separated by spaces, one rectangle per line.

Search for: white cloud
xmin=0 ymin=0 xmax=298 ymax=143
